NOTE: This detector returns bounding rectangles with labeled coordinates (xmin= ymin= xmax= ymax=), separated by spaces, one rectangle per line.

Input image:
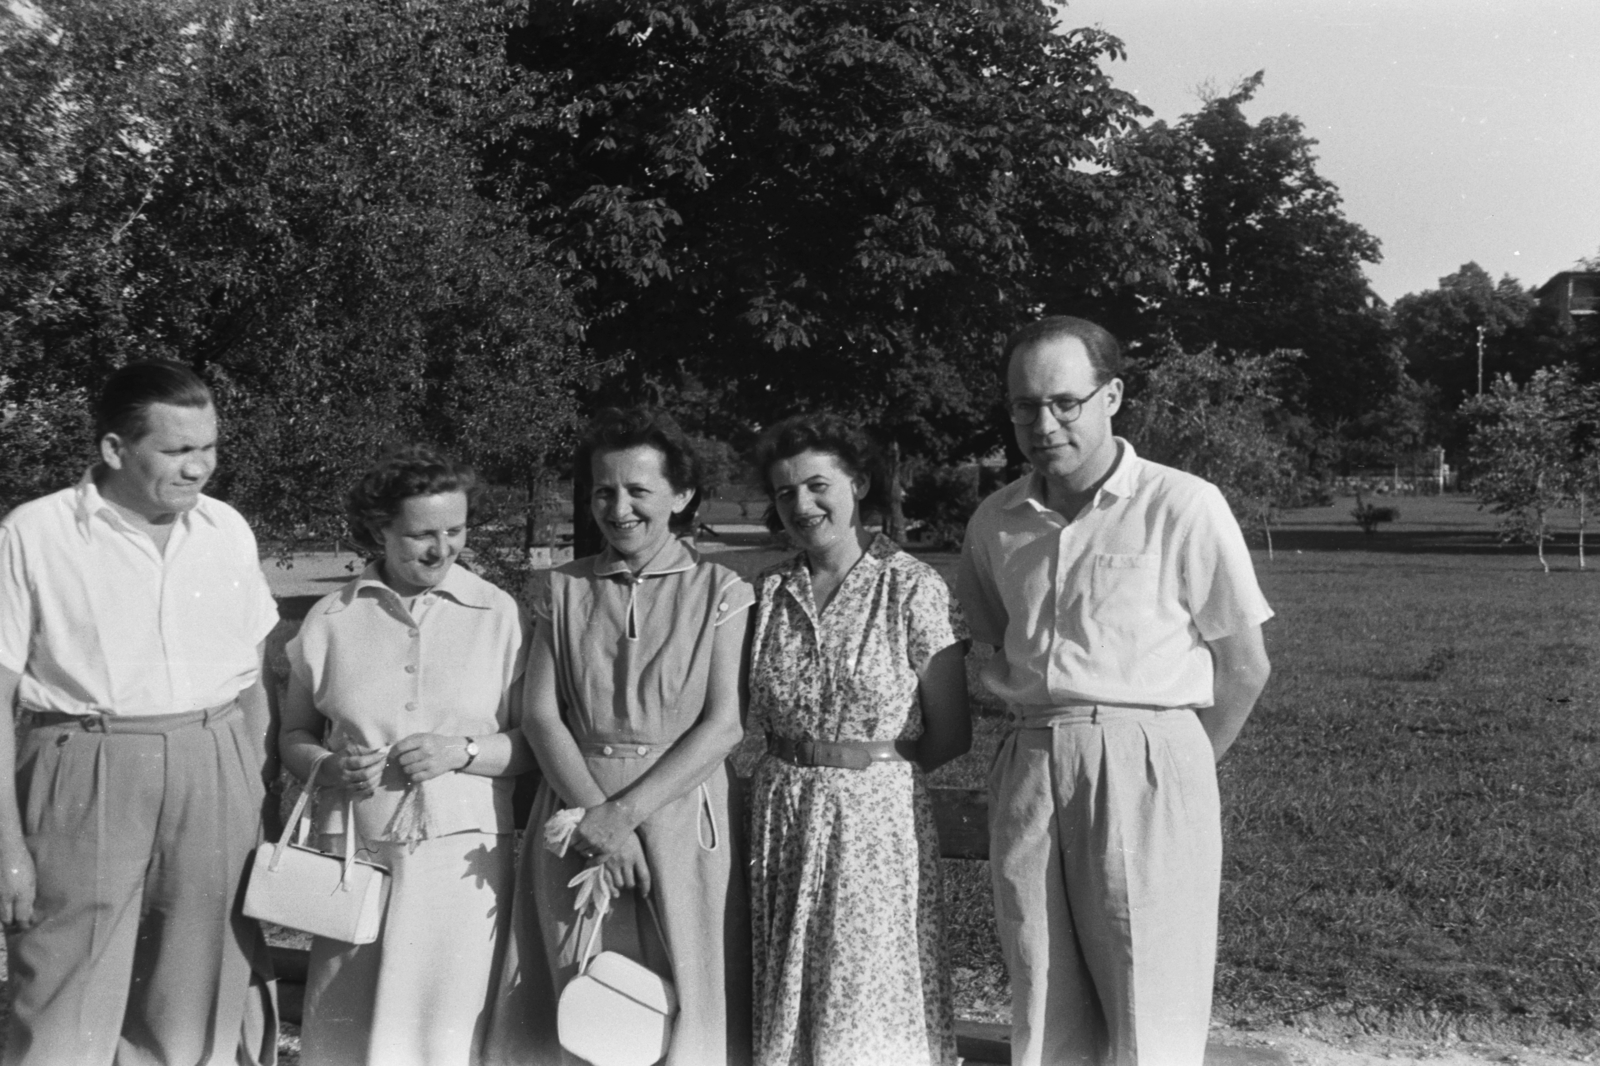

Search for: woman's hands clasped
xmin=572 ymin=800 xmax=652 ymax=896
xmin=321 ymin=744 xmax=387 ymax=794
xmin=393 ymin=733 xmax=470 ymax=783
xmin=318 ymin=733 xmax=473 ymax=794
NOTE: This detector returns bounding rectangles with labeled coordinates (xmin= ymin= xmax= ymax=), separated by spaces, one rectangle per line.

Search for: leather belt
xmin=765 ymin=732 xmax=917 ymax=771
xmin=17 ymin=701 xmax=239 ymax=735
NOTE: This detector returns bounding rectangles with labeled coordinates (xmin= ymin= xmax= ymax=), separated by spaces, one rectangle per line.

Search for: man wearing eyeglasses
xmin=956 ymin=316 xmax=1273 ymax=1066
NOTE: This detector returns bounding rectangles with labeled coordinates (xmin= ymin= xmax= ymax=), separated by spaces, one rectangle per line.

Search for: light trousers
xmin=3 ymin=705 xmax=273 ymax=1066
xmin=988 ymin=707 xmax=1221 ymax=1066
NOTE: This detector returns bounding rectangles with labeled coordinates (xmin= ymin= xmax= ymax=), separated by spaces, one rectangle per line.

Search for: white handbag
xmin=557 ymin=892 xmax=678 ymax=1066
xmin=243 ymin=751 xmax=392 ymax=944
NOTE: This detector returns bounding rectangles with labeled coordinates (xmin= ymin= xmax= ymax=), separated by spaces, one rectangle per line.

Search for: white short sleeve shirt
xmin=0 ymin=470 xmax=280 ymax=717
xmin=956 ymin=440 xmax=1274 ymax=709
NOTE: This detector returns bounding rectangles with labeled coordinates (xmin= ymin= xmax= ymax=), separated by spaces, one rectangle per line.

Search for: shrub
xmin=903 ymin=463 xmax=981 ymax=549
xmin=1352 ymin=494 xmax=1400 ymax=534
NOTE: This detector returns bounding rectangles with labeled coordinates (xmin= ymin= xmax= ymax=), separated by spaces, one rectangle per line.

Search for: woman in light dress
xmin=281 ymin=445 xmax=531 ymax=1066
xmin=746 ymin=414 xmax=970 ymax=1066
xmin=488 ymin=407 xmax=753 ymax=1066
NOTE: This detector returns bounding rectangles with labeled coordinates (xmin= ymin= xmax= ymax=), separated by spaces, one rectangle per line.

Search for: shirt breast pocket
xmin=1087 ymin=553 xmax=1160 ymax=631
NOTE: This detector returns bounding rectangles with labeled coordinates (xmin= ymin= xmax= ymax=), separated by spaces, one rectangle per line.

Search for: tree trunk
xmin=1262 ymin=516 xmax=1274 ymax=561
xmin=573 ymin=469 xmax=603 ymax=559
xmin=1537 ymin=506 xmax=1550 ymax=574
xmin=1580 ymin=490 xmax=1587 ymax=571
xmin=523 ymin=470 xmax=539 ymax=554
xmin=884 ymin=438 xmax=907 ymax=544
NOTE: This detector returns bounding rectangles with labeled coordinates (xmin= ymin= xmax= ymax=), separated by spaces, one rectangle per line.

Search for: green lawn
xmin=724 ymin=496 xmax=1600 ymax=1047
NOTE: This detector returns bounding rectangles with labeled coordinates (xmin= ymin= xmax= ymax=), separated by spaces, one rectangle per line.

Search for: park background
xmin=5 ymin=0 xmax=1600 ymax=1061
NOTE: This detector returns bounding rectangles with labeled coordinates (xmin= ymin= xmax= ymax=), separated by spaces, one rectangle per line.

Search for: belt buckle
xmin=795 ymin=738 xmax=816 ymax=767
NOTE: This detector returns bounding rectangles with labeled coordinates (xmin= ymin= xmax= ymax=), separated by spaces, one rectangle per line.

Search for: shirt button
xmin=405 ymin=665 xmax=416 ymax=674
xmin=601 ymin=745 xmax=614 ymax=756
xmin=405 ymin=702 xmax=417 ymax=711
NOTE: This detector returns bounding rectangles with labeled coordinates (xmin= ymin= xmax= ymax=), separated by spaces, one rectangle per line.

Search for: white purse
xmin=557 ymin=892 xmax=678 ymax=1066
xmin=243 ymin=751 xmax=392 ymax=944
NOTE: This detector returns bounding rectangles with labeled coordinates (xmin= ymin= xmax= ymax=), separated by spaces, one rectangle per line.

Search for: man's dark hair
xmin=577 ymin=407 xmax=703 ymax=531
xmin=94 ymin=361 xmax=214 ymax=443
xmin=345 ymin=444 xmax=482 ymax=554
xmin=1001 ymin=316 xmax=1124 ymax=385
xmin=751 ymin=413 xmax=889 ymax=535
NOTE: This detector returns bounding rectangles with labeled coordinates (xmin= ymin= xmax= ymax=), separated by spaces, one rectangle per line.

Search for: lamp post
xmin=1476 ymin=324 xmax=1486 ymax=395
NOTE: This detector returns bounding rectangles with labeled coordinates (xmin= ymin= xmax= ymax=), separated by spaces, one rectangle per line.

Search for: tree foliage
xmin=1127 ymin=73 xmax=1397 ymax=430
xmin=1120 ymin=342 xmax=1306 ymax=557
xmin=1 ymin=0 xmax=584 ymax=549
xmin=495 ymin=0 xmax=1185 ymax=466
xmin=1463 ymin=366 xmax=1586 ymax=572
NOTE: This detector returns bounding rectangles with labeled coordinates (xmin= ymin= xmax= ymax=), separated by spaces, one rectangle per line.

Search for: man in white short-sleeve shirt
xmin=0 ymin=362 xmax=280 ymax=1066
xmin=957 ymin=316 xmax=1274 ymax=1066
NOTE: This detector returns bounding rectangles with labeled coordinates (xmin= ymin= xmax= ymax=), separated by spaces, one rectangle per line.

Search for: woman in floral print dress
xmin=747 ymin=414 xmax=971 ymax=1066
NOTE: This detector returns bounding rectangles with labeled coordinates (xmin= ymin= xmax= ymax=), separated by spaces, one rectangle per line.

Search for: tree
xmin=1392 ymin=263 xmax=1535 ymax=402
xmin=1463 ymin=366 xmax=1585 ymax=573
xmin=495 ymin=0 xmax=1189 ymax=536
xmin=1 ymin=0 xmax=585 ymax=559
xmin=1119 ymin=342 xmax=1305 ymax=559
xmin=1126 ymin=73 xmax=1399 ymax=434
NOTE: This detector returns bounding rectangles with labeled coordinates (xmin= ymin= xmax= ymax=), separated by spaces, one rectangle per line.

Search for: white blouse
xmin=286 ymin=562 xmax=527 ymax=841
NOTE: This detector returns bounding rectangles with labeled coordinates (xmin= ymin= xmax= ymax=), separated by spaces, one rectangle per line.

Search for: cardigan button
xmin=602 ymin=745 xmax=614 ymax=756
xmin=636 ymin=745 xmax=648 ymax=756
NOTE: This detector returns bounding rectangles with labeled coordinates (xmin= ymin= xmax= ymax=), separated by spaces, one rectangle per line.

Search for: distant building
xmin=1537 ymin=271 xmax=1600 ymax=327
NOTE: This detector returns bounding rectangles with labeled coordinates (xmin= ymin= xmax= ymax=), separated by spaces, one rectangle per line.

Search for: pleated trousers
xmin=988 ymin=706 xmax=1221 ymax=1066
xmin=3 ymin=704 xmax=273 ymax=1066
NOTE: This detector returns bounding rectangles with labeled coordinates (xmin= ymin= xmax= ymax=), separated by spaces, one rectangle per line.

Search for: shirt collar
xmin=591 ymin=535 xmax=698 ymax=580
xmin=72 ymin=466 xmax=218 ymax=540
xmin=1005 ymin=438 xmax=1142 ymax=516
xmin=330 ymin=558 xmax=496 ymax=613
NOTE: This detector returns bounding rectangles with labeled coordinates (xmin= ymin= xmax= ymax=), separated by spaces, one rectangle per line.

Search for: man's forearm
xmin=1196 ymin=680 xmax=1265 ymax=762
xmin=1200 ymin=627 xmax=1271 ymax=761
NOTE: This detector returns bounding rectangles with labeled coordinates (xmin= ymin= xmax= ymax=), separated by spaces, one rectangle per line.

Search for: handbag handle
xmin=576 ymin=887 xmax=670 ymax=977
xmin=269 ymin=749 xmax=366 ymax=889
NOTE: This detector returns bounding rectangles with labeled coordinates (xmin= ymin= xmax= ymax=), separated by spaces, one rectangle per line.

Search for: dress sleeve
xmin=904 ymin=569 xmax=967 ymax=676
xmin=0 ymin=524 xmax=30 ymax=676
xmin=712 ymin=573 xmax=756 ymax=627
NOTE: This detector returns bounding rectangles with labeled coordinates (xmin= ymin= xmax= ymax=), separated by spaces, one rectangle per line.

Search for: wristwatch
xmin=461 ymin=737 xmax=480 ymax=770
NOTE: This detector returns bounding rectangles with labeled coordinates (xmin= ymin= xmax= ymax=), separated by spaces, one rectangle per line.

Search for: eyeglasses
xmin=1007 ymin=382 xmax=1108 ymax=426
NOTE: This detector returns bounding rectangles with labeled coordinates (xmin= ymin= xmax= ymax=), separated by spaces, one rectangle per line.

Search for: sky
xmin=1057 ymin=0 xmax=1600 ymax=304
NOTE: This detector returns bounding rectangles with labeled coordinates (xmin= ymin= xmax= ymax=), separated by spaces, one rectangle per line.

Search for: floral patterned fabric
xmin=748 ymin=533 xmax=967 ymax=1066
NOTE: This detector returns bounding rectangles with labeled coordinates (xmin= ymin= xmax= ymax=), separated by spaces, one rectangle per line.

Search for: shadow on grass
xmin=1271 ymin=526 xmax=1600 ymax=556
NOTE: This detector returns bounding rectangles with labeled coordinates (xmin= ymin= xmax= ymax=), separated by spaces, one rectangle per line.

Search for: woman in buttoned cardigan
xmin=486 ymin=407 xmax=754 ymax=1066
xmin=281 ymin=446 xmax=533 ymax=1066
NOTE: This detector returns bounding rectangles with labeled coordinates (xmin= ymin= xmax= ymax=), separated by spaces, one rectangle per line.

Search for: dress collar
xmin=777 ymin=531 xmax=894 ymax=614
xmin=329 ymin=559 xmax=496 ymax=613
xmin=591 ymin=534 xmax=699 ymax=580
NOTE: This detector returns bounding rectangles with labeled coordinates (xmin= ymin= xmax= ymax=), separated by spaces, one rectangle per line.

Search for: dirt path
xmin=1213 ymin=1023 xmax=1592 ymax=1066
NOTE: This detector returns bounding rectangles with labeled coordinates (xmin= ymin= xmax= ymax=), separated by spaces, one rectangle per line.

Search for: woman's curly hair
xmin=345 ymin=444 xmax=482 ymax=554
xmin=577 ymin=406 xmax=704 ymax=531
xmin=750 ymin=413 xmax=889 ymax=534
